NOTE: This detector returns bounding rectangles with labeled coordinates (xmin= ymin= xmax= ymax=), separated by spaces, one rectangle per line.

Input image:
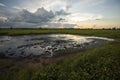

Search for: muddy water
xmin=0 ymin=34 xmax=114 ymax=58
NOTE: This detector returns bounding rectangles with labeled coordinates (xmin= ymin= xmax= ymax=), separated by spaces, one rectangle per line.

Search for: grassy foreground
xmin=0 ymin=29 xmax=120 ymax=80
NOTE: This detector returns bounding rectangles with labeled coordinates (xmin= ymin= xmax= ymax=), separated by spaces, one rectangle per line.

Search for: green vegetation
xmin=0 ymin=29 xmax=120 ymax=80
xmin=0 ymin=29 xmax=120 ymax=38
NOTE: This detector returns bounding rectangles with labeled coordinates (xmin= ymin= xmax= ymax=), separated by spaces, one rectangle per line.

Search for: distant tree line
xmin=0 ymin=27 xmax=120 ymax=30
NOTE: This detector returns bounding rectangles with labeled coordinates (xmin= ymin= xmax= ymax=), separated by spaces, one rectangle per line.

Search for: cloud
xmin=35 ymin=7 xmax=54 ymax=18
xmin=12 ymin=0 xmax=106 ymax=25
xmin=55 ymin=9 xmax=70 ymax=16
xmin=65 ymin=13 xmax=103 ymax=23
xmin=0 ymin=3 xmax=20 ymax=18
xmin=37 ymin=22 xmax=75 ymax=28
xmin=52 ymin=12 xmax=103 ymax=24
xmin=67 ymin=0 xmax=107 ymax=12
xmin=0 ymin=2 xmax=104 ymax=29
xmin=0 ymin=1 xmax=106 ymax=28
xmin=10 ymin=8 xmax=72 ymax=24
xmin=0 ymin=21 xmax=37 ymax=28
xmin=17 ymin=0 xmax=67 ymax=12
xmin=0 ymin=3 xmax=6 ymax=7
xmin=15 ymin=0 xmax=107 ymax=13
xmin=74 ymin=0 xmax=106 ymax=6
xmin=10 ymin=8 xmax=55 ymax=23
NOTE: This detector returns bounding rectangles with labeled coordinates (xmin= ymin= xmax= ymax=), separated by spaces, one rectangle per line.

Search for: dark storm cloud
xmin=10 ymin=7 xmax=55 ymax=23
xmin=55 ymin=9 xmax=70 ymax=16
xmin=0 ymin=3 xmax=69 ymax=24
xmin=0 ymin=4 xmax=71 ymax=28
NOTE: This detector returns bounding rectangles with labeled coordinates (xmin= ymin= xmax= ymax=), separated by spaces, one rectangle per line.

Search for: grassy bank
xmin=0 ymin=29 xmax=120 ymax=38
xmin=0 ymin=29 xmax=120 ymax=80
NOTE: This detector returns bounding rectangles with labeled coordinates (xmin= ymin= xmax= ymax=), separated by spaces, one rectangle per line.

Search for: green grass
xmin=0 ymin=29 xmax=120 ymax=80
xmin=0 ymin=29 xmax=120 ymax=38
xmin=33 ymin=40 xmax=120 ymax=80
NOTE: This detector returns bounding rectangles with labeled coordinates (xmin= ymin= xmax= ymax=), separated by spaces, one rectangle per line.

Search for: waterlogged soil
xmin=0 ymin=34 xmax=114 ymax=68
xmin=0 ymin=34 xmax=113 ymax=58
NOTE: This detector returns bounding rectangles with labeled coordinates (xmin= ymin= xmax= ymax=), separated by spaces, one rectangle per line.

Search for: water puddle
xmin=0 ymin=34 xmax=114 ymax=58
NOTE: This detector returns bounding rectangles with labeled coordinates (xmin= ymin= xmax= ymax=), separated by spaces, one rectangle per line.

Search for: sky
xmin=0 ymin=0 xmax=120 ymax=28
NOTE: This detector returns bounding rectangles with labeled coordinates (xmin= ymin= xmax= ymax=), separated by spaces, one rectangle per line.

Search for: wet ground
xmin=0 ymin=34 xmax=114 ymax=58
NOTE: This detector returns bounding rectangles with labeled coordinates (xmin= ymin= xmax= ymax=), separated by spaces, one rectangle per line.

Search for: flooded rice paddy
xmin=0 ymin=34 xmax=114 ymax=58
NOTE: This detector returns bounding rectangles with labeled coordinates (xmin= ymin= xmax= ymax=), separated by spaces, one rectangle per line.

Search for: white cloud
xmin=17 ymin=0 xmax=107 ymax=13
xmin=65 ymin=13 xmax=103 ymax=23
xmin=40 ymin=0 xmax=67 ymax=11
xmin=18 ymin=0 xmax=67 ymax=12
xmin=12 ymin=6 xmax=22 ymax=10
xmin=0 ymin=3 xmax=6 ymax=7
xmin=0 ymin=16 xmax=7 ymax=22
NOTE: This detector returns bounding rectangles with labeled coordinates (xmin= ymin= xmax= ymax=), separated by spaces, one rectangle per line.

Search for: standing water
xmin=0 ymin=34 xmax=114 ymax=58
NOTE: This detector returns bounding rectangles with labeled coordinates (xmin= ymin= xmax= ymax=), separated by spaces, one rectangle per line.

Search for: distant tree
xmin=102 ymin=28 xmax=105 ymax=30
xmin=10 ymin=26 xmax=13 ymax=29
xmin=112 ymin=27 xmax=116 ymax=30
